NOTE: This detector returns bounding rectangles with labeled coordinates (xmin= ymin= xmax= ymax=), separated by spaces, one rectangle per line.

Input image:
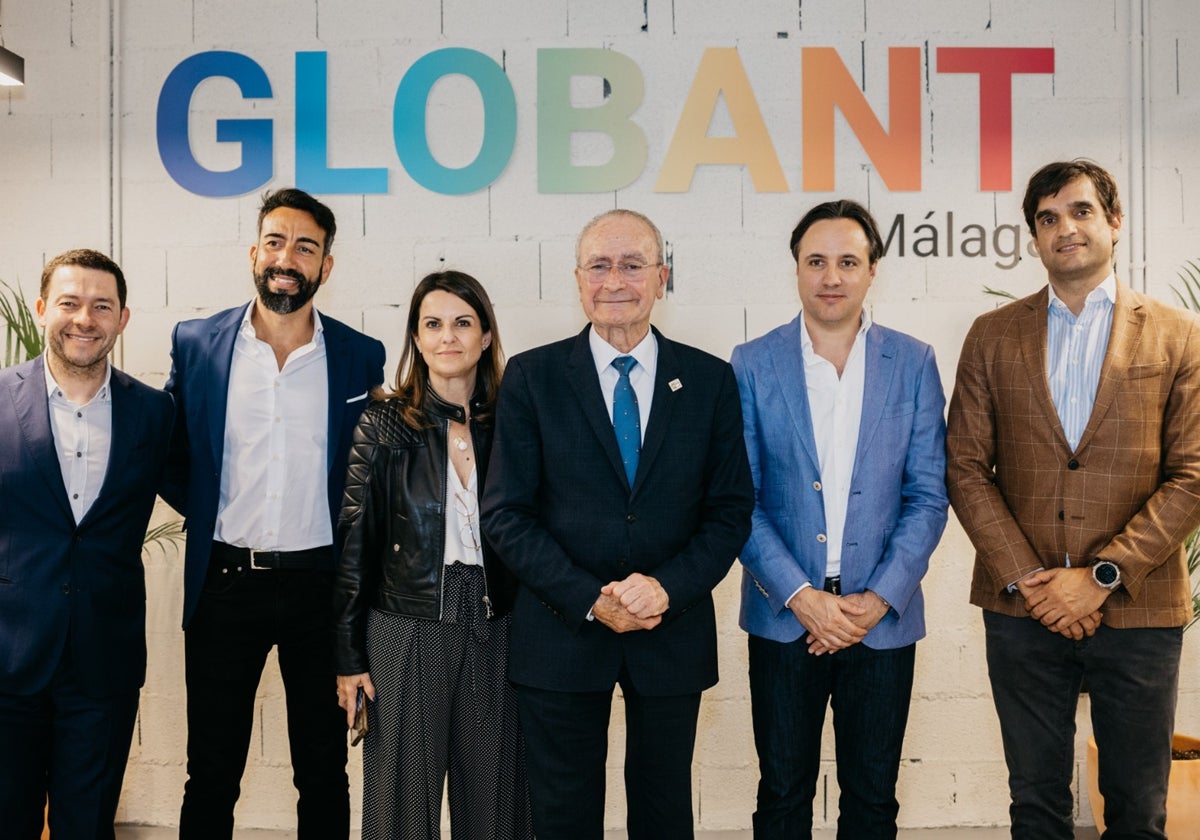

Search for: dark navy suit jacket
xmin=0 ymin=356 xmax=174 ymax=697
xmin=482 ymin=326 xmax=754 ymax=696
xmin=160 ymin=304 xmax=385 ymax=629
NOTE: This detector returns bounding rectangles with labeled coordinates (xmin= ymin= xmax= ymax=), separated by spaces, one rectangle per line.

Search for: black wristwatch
xmin=1091 ymin=560 xmax=1121 ymax=591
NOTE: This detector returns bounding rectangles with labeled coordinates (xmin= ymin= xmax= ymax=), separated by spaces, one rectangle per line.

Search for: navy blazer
xmin=481 ymin=326 xmax=754 ymax=696
xmin=160 ymin=304 xmax=385 ymax=629
xmin=731 ymin=317 xmax=949 ymax=647
xmin=0 ymin=357 xmax=174 ymax=697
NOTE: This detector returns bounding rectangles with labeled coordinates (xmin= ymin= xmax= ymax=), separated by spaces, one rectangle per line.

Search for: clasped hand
xmin=593 ymin=572 xmax=668 ymax=633
xmin=1017 ymin=567 xmax=1107 ymax=639
xmin=790 ymin=588 xmax=889 ymax=655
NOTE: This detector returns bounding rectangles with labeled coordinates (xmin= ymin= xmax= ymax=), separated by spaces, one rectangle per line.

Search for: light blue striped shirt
xmin=1046 ymin=275 xmax=1116 ymax=452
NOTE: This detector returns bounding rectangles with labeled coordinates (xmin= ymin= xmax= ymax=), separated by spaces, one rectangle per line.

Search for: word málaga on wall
xmin=157 ymin=45 xmax=1053 ymax=198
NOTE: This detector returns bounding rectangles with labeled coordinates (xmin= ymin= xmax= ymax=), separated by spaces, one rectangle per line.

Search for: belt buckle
xmin=249 ymin=549 xmax=272 ymax=570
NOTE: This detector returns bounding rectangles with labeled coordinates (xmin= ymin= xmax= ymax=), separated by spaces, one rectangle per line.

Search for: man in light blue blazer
xmin=731 ymin=200 xmax=948 ymax=839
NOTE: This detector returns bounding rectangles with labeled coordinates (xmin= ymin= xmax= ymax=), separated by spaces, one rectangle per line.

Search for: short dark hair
xmin=1022 ymin=159 xmax=1122 ymax=235
xmin=382 ymin=270 xmax=505 ymax=428
xmin=788 ymin=200 xmax=884 ymax=265
xmin=257 ymin=188 xmax=337 ymax=256
xmin=40 ymin=249 xmax=127 ymax=309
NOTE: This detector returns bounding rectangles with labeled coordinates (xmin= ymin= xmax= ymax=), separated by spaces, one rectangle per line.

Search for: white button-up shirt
xmin=214 ymin=303 xmax=331 ymax=551
xmin=1047 ymin=274 xmax=1115 ymax=451
xmin=46 ymin=362 xmax=113 ymax=523
xmin=801 ymin=311 xmax=870 ymax=581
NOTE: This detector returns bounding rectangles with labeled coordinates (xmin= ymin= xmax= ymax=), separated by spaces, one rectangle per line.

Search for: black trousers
xmin=179 ymin=560 xmax=349 ymax=840
xmin=984 ymin=612 xmax=1182 ymax=840
xmin=0 ymin=653 xmax=139 ymax=840
xmin=516 ymin=673 xmax=701 ymax=840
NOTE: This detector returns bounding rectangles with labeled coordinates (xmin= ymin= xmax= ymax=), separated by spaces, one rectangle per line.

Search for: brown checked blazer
xmin=947 ymin=282 xmax=1200 ymax=628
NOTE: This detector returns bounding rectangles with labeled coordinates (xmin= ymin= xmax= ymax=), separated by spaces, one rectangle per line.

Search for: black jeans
xmin=179 ymin=559 xmax=348 ymax=840
xmin=748 ymin=634 xmax=916 ymax=840
xmin=984 ymin=611 xmax=1182 ymax=840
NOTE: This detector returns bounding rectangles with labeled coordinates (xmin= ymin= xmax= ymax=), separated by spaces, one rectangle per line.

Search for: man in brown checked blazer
xmin=947 ymin=159 xmax=1200 ymax=840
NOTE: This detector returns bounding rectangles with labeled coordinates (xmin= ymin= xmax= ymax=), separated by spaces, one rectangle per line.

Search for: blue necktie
xmin=611 ymin=356 xmax=641 ymax=486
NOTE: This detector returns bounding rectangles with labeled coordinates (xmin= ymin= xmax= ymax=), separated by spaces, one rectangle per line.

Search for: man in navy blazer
xmin=482 ymin=209 xmax=754 ymax=840
xmin=0 ymin=249 xmax=173 ymax=840
xmin=731 ymin=200 xmax=948 ymax=839
xmin=161 ymin=189 xmax=384 ymax=839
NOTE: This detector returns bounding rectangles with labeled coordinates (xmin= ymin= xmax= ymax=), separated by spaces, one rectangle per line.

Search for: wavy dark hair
xmin=379 ymin=270 xmax=505 ymax=428
xmin=1022 ymin=159 xmax=1122 ymax=236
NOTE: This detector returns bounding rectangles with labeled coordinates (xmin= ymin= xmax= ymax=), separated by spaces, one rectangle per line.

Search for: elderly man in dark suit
xmin=161 ymin=188 xmax=384 ymax=839
xmin=948 ymin=159 xmax=1200 ymax=839
xmin=482 ymin=209 xmax=754 ymax=840
xmin=0 ymin=249 xmax=174 ymax=840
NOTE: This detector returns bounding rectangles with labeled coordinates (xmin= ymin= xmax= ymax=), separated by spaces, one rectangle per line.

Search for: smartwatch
xmin=1091 ymin=560 xmax=1121 ymax=591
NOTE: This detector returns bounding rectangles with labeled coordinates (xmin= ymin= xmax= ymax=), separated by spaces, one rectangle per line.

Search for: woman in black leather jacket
xmin=333 ymin=270 xmax=530 ymax=839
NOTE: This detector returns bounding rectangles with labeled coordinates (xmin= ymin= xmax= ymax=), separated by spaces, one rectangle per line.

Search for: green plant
xmin=0 ymin=279 xmax=43 ymax=366
xmin=1 ymin=278 xmax=185 ymax=559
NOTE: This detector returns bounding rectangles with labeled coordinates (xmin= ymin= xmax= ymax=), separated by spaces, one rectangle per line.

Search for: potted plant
xmin=1085 ymin=262 xmax=1200 ymax=837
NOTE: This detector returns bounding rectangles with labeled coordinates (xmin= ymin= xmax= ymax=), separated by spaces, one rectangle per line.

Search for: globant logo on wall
xmin=157 ymin=45 xmax=1053 ymax=199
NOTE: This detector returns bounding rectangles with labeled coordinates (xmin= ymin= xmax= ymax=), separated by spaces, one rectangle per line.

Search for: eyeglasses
xmin=454 ymin=490 xmax=482 ymax=552
xmin=578 ymin=262 xmax=661 ymax=281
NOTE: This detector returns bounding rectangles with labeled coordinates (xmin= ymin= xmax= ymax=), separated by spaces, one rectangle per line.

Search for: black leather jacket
xmin=332 ymin=391 xmax=515 ymax=675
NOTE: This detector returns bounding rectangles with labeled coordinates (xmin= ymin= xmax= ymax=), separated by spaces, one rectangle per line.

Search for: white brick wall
xmin=2 ymin=0 xmax=1199 ymax=832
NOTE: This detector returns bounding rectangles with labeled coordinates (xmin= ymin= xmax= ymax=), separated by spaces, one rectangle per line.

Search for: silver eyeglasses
xmin=454 ymin=489 xmax=482 ymax=552
xmin=579 ymin=262 xmax=661 ymax=281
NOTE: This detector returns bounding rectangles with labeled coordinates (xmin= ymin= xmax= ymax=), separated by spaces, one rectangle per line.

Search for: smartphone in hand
xmin=351 ymin=686 xmax=369 ymax=746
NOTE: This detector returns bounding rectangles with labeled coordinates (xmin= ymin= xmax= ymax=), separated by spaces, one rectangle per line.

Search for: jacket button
xmin=816 ymin=533 xmax=827 ymax=543
xmin=393 ymin=544 xmax=400 ymax=552
xmin=61 ymin=584 xmax=70 ymax=595
xmin=626 ymin=513 xmax=637 ymax=523
xmin=1068 ymin=459 xmax=1079 ymax=470
xmin=813 ymin=481 xmax=822 ymax=491
xmin=1058 ymin=510 xmax=1065 ymax=520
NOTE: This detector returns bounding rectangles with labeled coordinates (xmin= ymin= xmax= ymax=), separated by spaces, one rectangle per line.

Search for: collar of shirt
xmin=589 ymin=325 xmax=657 ymax=435
xmin=44 ymin=358 xmax=113 ymax=406
xmin=798 ymin=309 xmax=873 ymax=368
xmin=1047 ymin=273 xmax=1117 ymax=315
xmin=237 ymin=300 xmax=326 ymax=358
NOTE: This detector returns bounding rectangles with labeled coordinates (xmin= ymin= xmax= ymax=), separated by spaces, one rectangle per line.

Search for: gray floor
xmin=115 ymin=827 xmax=1101 ymax=839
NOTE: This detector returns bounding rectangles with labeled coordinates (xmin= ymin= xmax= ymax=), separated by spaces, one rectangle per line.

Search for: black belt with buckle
xmin=210 ymin=541 xmax=333 ymax=571
xmin=823 ymin=575 xmax=842 ymax=595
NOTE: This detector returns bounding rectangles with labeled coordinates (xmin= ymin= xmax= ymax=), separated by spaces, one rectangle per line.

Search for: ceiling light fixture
xmin=0 ymin=45 xmax=23 ymax=86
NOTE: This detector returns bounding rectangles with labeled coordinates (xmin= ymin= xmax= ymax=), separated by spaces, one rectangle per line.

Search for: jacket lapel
xmin=11 ymin=357 xmax=74 ymax=521
xmin=78 ymin=367 xmax=137 ymax=528
xmin=769 ymin=317 xmax=820 ymax=474
xmin=1017 ymin=289 xmax=1072 ymax=451
xmin=205 ymin=307 xmax=243 ymax=469
xmin=1075 ymin=283 xmax=1143 ymax=454
xmin=566 ymin=327 xmax=631 ymax=490
xmin=853 ymin=327 xmax=895 ymax=467
xmin=636 ymin=328 xmax=678 ymax=493
xmin=323 ymin=317 xmax=352 ymax=474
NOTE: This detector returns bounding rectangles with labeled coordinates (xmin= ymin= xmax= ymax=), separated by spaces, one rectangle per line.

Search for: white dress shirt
xmin=45 ymin=362 xmax=113 ymax=523
xmin=589 ymin=326 xmax=657 ymax=442
xmin=214 ymin=303 xmax=331 ymax=551
xmin=802 ymin=312 xmax=870 ymax=581
xmin=1047 ymin=274 xmax=1115 ymax=451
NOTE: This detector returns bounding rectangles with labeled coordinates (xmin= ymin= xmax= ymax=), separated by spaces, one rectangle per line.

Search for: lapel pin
xmin=669 ymin=378 xmax=683 ymax=392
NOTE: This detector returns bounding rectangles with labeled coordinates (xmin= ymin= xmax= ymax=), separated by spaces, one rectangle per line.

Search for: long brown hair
xmin=377 ymin=270 xmax=505 ymax=428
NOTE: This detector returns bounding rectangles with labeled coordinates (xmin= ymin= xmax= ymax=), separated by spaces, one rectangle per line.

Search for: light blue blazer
xmin=731 ymin=316 xmax=948 ymax=648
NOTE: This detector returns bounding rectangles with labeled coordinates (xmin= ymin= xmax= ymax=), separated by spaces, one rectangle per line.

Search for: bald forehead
xmin=576 ymin=211 xmax=663 ymax=264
